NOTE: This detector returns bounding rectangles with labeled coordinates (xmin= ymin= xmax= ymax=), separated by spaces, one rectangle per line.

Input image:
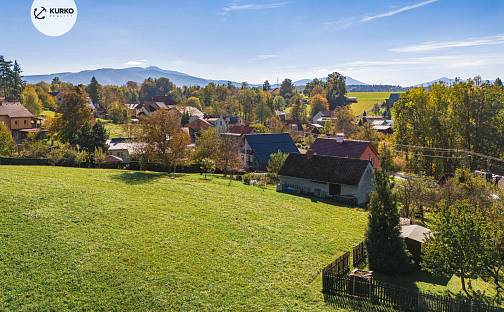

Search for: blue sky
xmin=1 ymin=0 xmax=504 ymax=85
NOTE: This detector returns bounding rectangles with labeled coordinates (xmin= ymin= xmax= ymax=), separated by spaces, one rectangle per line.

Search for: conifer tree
xmin=365 ymin=150 xmax=412 ymax=274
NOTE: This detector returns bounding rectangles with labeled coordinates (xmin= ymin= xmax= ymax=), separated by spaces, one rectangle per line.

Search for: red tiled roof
xmin=310 ymin=137 xmax=374 ymax=159
xmin=228 ymin=125 xmax=254 ymax=135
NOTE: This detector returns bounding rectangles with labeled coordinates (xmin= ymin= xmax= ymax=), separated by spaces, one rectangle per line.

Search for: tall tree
xmin=326 ymin=72 xmax=347 ymax=109
xmin=217 ymin=135 xmax=241 ymax=176
xmin=289 ymin=94 xmax=306 ymax=122
xmin=495 ymin=77 xmax=503 ymax=87
xmin=310 ymin=94 xmax=329 ymax=118
xmin=332 ymin=106 xmax=356 ymax=135
xmin=272 ymin=95 xmax=286 ymax=111
xmin=280 ymin=78 xmax=296 ymax=101
xmin=140 ymin=109 xmax=189 ymax=170
xmin=54 ymin=87 xmax=94 ymax=144
xmin=10 ymin=61 xmax=24 ymax=101
xmin=21 ymin=86 xmax=43 ymax=115
xmin=86 ymin=76 xmax=102 ymax=106
xmin=193 ymin=127 xmax=221 ymax=163
xmin=262 ymin=80 xmax=271 ymax=91
xmin=0 ymin=56 xmax=13 ymax=99
xmin=304 ymin=78 xmax=326 ymax=96
xmin=365 ymin=151 xmax=412 ymax=274
xmin=423 ymin=200 xmax=493 ymax=298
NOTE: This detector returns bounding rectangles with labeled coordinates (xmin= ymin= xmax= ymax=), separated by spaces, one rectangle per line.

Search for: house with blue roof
xmin=242 ymin=133 xmax=299 ymax=171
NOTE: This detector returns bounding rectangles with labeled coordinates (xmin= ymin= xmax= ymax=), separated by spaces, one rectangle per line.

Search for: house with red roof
xmin=309 ymin=134 xmax=381 ymax=170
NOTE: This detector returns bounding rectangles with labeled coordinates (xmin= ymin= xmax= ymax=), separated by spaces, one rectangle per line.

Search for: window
xmin=369 ymin=156 xmax=374 ymax=165
xmin=329 ymin=183 xmax=341 ymax=196
xmin=24 ymin=120 xmax=27 ymax=125
xmin=14 ymin=120 xmax=18 ymax=125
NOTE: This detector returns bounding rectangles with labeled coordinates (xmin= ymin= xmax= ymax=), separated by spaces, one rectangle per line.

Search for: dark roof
xmin=279 ymin=153 xmax=371 ymax=185
xmin=310 ymin=138 xmax=375 ymax=159
xmin=245 ymin=133 xmax=299 ymax=166
xmin=388 ymin=93 xmax=401 ymax=105
xmin=0 ymin=102 xmax=34 ymax=118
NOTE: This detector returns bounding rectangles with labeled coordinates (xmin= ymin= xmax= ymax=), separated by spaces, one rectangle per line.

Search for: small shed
xmin=400 ymin=225 xmax=431 ymax=264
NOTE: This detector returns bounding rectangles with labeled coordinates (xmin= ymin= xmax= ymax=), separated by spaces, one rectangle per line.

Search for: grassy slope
xmin=98 ymin=119 xmax=137 ymax=138
xmin=0 ymin=166 xmax=367 ymax=311
xmin=348 ymin=92 xmax=395 ymax=116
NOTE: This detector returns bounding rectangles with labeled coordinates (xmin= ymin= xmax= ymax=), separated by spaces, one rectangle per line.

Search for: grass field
xmin=348 ymin=92 xmax=397 ymax=116
xmin=0 ymin=166 xmax=368 ymax=311
xmin=98 ymin=119 xmax=137 ymax=138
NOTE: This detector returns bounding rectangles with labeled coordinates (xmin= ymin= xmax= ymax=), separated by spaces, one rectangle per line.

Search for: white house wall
xmin=278 ymin=175 xmax=365 ymax=204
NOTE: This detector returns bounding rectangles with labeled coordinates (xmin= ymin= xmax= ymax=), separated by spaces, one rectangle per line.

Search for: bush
xmin=243 ymin=173 xmax=252 ymax=185
xmin=242 ymin=173 xmax=277 ymax=186
xmin=48 ymin=144 xmax=88 ymax=167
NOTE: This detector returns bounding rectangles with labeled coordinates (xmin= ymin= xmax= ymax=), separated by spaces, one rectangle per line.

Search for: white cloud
xmin=324 ymin=0 xmax=439 ymax=30
xmin=389 ymin=34 xmax=504 ymax=52
xmin=221 ymin=1 xmax=288 ymax=14
xmin=361 ymin=0 xmax=439 ymax=22
xmin=124 ymin=59 xmax=148 ymax=66
xmin=340 ymin=54 xmax=504 ymax=70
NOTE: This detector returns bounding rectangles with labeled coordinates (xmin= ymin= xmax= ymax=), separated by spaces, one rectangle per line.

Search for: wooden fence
xmin=322 ymin=274 xmax=503 ymax=312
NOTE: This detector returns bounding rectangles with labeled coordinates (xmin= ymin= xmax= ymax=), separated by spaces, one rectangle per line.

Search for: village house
xmin=106 ymin=138 xmax=146 ymax=163
xmin=0 ymin=101 xmax=43 ymax=143
xmin=204 ymin=116 xmax=227 ymax=133
xmin=304 ymin=123 xmax=324 ymax=135
xmin=242 ymin=133 xmax=299 ymax=171
xmin=312 ymin=110 xmax=336 ymax=125
xmin=309 ymin=134 xmax=381 ymax=170
xmin=275 ymin=110 xmax=287 ymax=122
xmin=371 ymin=119 xmax=394 ymax=134
xmin=277 ymin=153 xmax=374 ymax=206
xmin=186 ymin=118 xmax=212 ymax=141
xmin=125 ymin=103 xmax=140 ymax=117
xmin=283 ymin=119 xmax=304 ymax=133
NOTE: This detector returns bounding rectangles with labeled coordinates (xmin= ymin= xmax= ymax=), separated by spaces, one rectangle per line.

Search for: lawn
xmin=0 ymin=166 xmax=368 ymax=311
xmin=348 ymin=92 xmax=399 ymax=116
xmin=98 ymin=119 xmax=137 ymax=138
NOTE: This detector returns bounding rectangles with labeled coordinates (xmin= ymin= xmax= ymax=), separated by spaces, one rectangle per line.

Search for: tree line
xmin=393 ymin=78 xmax=504 ymax=177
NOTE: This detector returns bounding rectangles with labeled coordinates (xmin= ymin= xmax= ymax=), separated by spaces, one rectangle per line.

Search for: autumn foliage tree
xmin=140 ymin=109 xmax=190 ymax=171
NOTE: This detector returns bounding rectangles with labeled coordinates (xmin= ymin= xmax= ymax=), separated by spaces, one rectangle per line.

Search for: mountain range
xmin=23 ymin=66 xmax=369 ymax=87
xmin=23 ymin=66 xmax=479 ymax=89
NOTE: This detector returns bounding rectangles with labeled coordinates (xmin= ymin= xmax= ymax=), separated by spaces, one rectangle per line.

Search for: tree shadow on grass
xmin=325 ymin=294 xmax=396 ymax=312
xmin=374 ymin=269 xmax=450 ymax=290
xmin=112 ymin=171 xmax=170 ymax=185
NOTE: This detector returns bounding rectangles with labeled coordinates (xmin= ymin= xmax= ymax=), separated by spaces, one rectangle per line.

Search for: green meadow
xmin=0 ymin=166 xmax=367 ymax=311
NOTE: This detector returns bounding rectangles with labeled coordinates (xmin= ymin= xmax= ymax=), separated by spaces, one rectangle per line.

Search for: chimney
xmin=335 ymin=133 xmax=345 ymax=143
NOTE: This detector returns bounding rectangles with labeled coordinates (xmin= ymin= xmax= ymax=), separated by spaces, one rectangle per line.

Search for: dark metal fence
xmin=322 ymin=252 xmax=350 ymax=277
xmin=352 ymin=241 xmax=366 ymax=268
xmin=322 ymin=274 xmax=503 ymax=312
